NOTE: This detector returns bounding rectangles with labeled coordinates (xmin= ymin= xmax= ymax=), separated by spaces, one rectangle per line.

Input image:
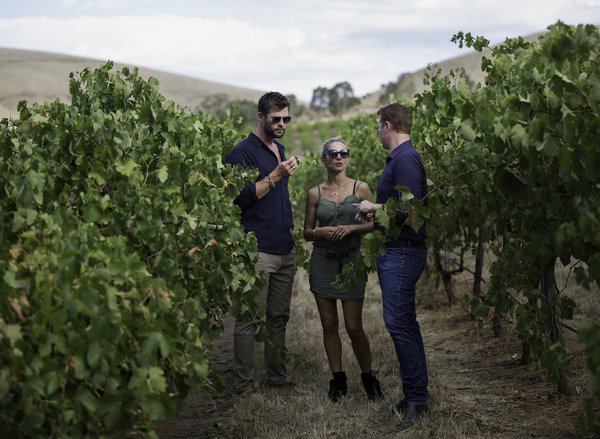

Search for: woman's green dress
xmin=309 ymin=181 xmax=366 ymax=300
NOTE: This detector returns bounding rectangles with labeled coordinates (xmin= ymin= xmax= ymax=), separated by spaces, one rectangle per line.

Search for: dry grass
xmin=155 ymin=253 xmax=593 ymax=439
xmin=222 ymin=269 xmax=445 ymax=439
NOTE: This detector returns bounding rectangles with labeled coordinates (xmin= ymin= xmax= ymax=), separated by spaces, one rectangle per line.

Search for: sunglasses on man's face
xmin=325 ymin=149 xmax=350 ymax=159
xmin=266 ymin=115 xmax=292 ymax=124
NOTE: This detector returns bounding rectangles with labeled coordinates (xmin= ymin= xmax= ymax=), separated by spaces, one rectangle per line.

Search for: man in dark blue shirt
xmin=225 ymin=92 xmax=298 ymax=394
xmin=355 ymin=103 xmax=429 ymax=429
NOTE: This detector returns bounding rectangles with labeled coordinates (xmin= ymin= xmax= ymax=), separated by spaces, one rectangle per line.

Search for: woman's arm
xmin=303 ymin=186 xmax=319 ymax=241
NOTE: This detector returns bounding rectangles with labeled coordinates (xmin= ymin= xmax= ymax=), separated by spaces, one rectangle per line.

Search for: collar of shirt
xmin=249 ymin=132 xmax=284 ymax=156
xmin=386 ymin=139 xmax=413 ymax=163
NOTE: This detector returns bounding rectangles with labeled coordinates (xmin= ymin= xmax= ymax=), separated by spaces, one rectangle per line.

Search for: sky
xmin=2 ymin=0 xmax=600 ymax=102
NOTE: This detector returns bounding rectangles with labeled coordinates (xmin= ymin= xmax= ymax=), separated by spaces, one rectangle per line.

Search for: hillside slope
xmin=358 ymin=32 xmax=542 ymax=113
xmin=0 ymin=47 xmax=266 ymax=119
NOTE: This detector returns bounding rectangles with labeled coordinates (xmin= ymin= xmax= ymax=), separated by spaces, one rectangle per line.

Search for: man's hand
xmin=277 ymin=156 xmax=298 ymax=177
xmin=353 ymin=200 xmax=379 ymax=221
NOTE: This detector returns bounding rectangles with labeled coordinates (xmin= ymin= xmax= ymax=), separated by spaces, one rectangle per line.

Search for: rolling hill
xmin=0 ymin=47 xmax=266 ymax=119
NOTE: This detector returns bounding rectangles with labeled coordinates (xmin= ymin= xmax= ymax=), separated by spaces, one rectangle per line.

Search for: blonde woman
xmin=303 ymin=137 xmax=383 ymax=402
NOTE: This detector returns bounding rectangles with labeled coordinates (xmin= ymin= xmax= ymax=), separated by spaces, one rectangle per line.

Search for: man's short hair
xmin=377 ymin=103 xmax=412 ymax=134
xmin=258 ymin=92 xmax=291 ymax=116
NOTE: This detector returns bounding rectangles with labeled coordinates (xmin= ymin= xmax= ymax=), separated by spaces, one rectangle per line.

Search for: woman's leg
xmin=341 ymin=299 xmax=372 ymax=372
xmin=315 ymin=295 xmax=348 ymax=401
xmin=314 ymin=295 xmax=343 ymax=371
xmin=341 ymin=299 xmax=384 ymax=400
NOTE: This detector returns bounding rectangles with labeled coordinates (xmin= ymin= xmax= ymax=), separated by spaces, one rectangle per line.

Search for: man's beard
xmin=265 ymin=123 xmax=285 ymax=139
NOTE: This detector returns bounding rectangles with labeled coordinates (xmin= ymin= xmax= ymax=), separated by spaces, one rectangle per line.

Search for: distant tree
xmin=310 ymin=82 xmax=360 ymax=115
xmin=328 ymin=81 xmax=360 ymax=115
xmin=286 ymin=93 xmax=306 ymax=117
xmin=310 ymin=86 xmax=331 ymax=112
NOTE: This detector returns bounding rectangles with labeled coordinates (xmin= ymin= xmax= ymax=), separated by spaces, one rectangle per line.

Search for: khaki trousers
xmin=233 ymin=250 xmax=295 ymax=392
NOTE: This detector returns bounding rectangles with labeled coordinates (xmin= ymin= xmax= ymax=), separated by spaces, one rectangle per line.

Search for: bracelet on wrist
xmin=266 ymin=175 xmax=276 ymax=189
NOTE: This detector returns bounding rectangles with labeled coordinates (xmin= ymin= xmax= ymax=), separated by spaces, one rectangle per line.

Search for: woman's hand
xmin=319 ymin=225 xmax=354 ymax=241
xmin=333 ymin=225 xmax=354 ymax=241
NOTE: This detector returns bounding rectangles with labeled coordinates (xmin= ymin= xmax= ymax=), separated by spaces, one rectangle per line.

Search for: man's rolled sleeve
xmin=226 ymin=149 xmax=260 ymax=210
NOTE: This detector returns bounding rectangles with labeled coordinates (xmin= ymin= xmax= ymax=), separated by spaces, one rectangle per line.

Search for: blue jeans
xmin=376 ymin=246 xmax=429 ymax=405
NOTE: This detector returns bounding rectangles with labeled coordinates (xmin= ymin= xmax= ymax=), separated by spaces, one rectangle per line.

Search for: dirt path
xmin=155 ymin=303 xmax=584 ymax=438
xmin=154 ymin=317 xmax=237 ymax=439
xmin=421 ymin=308 xmax=581 ymax=438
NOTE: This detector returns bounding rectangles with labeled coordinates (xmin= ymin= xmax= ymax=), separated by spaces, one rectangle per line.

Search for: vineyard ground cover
xmin=154 ymin=259 xmax=589 ymax=438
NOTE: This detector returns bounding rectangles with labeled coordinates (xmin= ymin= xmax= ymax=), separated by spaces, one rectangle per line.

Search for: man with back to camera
xmin=354 ymin=103 xmax=430 ymax=429
xmin=225 ymin=92 xmax=298 ymax=395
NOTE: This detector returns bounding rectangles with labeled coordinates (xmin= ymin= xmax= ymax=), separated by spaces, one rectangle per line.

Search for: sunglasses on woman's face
xmin=325 ymin=149 xmax=350 ymax=159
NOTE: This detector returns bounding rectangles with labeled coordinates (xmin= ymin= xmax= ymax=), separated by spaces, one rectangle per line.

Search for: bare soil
xmin=420 ymin=307 xmax=583 ymax=438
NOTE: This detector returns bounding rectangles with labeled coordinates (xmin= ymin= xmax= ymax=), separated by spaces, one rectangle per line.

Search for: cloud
xmin=52 ymin=0 xmax=133 ymax=10
xmin=2 ymin=1 xmax=600 ymax=101
xmin=0 ymin=15 xmax=308 ymax=87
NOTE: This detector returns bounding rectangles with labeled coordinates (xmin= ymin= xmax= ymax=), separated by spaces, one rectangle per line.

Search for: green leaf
xmin=588 ymin=75 xmax=600 ymax=111
xmin=0 ymin=369 xmax=11 ymax=398
xmin=115 ymin=158 xmax=139 ymax=177
xmin=30 ymin=114 xmax=48 ymax=124
xmin=147 ymin=367 xmax=167 ymax=392
xmin=187 ymin=215 xmax=198 ymax=231
xmin=457 ymin=80 xmax=470 ymax=99
xmin=375 ymin=207 xmax=390 ymax=230
xmin=3 ymin=324 xmax=23 ymax=345
xmin=542 ymin=135 xmax=559 ymax=157
xmin=158 ymin=165 xmax=168 ymax=183
xmin=510 ymin=124 xmax=527 ymax=147
xmin=46 ymin=372 xmax=60 ymax=395
xmin=87 ymin=340 xmax=101 ymax=367
xmin=139 ymin=399 xmax=166 ymax=420
xmin=3 ymin=270 xmax=21 ymax=288
xmin=89 ymin=171 xmax=106 ymax=185
xmin=77 ymin=389 xmax=98 ymax=413
xmin=459 ymin=120 xmax=477 ymax=141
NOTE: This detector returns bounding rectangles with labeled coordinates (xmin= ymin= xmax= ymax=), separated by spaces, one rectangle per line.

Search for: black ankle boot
xmin=328 ymin=371 xmax=347 ymax=402
xmin=361 ymin=371 xmax=384 ymax=401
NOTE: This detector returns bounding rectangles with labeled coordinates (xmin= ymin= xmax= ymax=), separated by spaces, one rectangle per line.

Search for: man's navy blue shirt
xmin=226 ymin=132 xmax=295 ymax=255
xmin=375 ymin=139 xmax=428 ymax=241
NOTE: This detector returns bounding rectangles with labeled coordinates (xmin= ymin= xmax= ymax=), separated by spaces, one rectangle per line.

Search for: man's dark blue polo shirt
xmin=226 ymin=132 xmax=295 ymax=255
xmin=375 ymin=139 xmax=428 ymax=241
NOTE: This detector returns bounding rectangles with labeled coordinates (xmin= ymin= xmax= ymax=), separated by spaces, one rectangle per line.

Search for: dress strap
xmin=352 ymin=179 xmax=360 ymax=195
xmin=317 ymin=185 xmax=321 ymax=202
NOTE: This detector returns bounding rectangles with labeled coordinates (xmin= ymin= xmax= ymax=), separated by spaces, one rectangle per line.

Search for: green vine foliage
xmin=0 ymin=62 xmax=265 ymax=437
xmin=411 ymin=22 xmax=600 ymax=434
